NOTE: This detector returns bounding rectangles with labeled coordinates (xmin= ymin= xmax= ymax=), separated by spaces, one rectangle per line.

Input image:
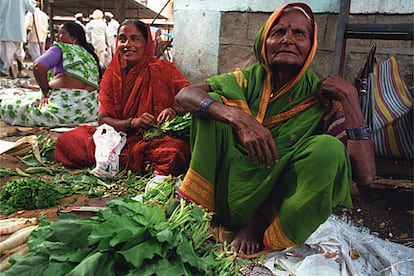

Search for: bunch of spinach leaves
xmin=143 ymin=112 xmax=192 ymax=141
xmin=5 ymin=198 xmax=242 ymax=275
xmin=0 ymin=177 xmax=59 ymax=215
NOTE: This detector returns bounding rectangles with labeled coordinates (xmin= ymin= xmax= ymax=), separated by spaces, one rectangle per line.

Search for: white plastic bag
xmin=91 ymin=123 xmax=127 ymax=178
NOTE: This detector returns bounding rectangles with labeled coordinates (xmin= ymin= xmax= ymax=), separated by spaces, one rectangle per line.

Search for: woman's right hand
xmin=232 ymin=109 xmax=279 ymax=168
xmin=131 ymin=112 xmax=158 ymax=130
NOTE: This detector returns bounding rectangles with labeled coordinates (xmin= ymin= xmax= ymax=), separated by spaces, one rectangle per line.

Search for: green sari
xmin=178 ymin=3 xmax=352 ymax=250
xmin=0 ymin=43 xmax=99 ymax=127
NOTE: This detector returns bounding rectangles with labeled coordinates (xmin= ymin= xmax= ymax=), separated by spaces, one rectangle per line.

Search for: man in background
xmin=74 ymin=12 xmax=87 ymax=32
xmin=0 ymin=0 xmax=36 ymax=78
xmin=25 ymin=5 xmax=49 ymax=60
xmin=104 ymin=11 xmax=119 ymax=61
xmin=85 ymin=9 xmax=107 ymax=68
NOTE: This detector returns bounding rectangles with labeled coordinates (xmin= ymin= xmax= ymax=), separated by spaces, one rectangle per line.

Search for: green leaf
xmin=66 ymin=251 xmax=116 ymax=276
xmin=126 ymin=258 xmax=189 ymax=276
xmin=51 ymin=217 xmax=99 ymax=248
xmin=88 ymin=215 xmax=145 ymax=246
xmin=190 ymin=207 xmax=206 ymax=222
xmin=4 ymin=251 xmax=54 ymax=276
xmin=176 ymin=238 xmax=209 ymax=272
xmin=155 ymin=228 xmax=173 ymax=243
xmin=42 ymin=262 xmax=76 ymax=276
xmin=118 ymin=239 xmax=163 ymax=268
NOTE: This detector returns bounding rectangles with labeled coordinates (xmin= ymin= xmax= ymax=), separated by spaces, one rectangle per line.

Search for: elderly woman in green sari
xmin=175 ymin=2 xmax=375 ymax=256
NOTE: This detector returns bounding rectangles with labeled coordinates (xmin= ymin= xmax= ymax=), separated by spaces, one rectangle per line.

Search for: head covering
xmin=205 ymin=2 xmax=319 ymax=125
xmin=74 ymin=13 xmax=83 ymax=19
xmin=92 ymin=9 xmax=104 ymax=20
xmin=99 ymin=21 xmax=155 ymax=118
xmin=254 ymin=2 xmax=318 ymax=121
xmin=104 ymin=12 xmax=114 ymax=18
xmin=99 ymin=20 xmax=189 ymax=121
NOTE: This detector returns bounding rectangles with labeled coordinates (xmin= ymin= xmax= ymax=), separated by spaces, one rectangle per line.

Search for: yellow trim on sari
xmin=255 ymin=3 xmax=319 ymax=125
xmin=178 ymin=168 xmax=215 ymax=211
xmin=235 ymin=68 xmax=248 ymax=89
xmin=264 ymin=215 xmax=296 ymax=250
xmin=221 ymin=96 xmax=252 ymax=115
xmin=263 ymin=95 xmax=319 ymax=128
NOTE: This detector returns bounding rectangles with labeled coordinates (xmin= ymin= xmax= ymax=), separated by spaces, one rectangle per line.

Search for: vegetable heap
xmin=143 ymin=112 xmax=192 ymax=141
xmin=0 ymin=178 xmax=58 ymax=216
xmin=3 ymin=198 xmax=242 ymax=275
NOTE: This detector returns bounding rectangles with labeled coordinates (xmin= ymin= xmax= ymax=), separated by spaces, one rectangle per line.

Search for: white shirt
xmin=75 ymin=19 xmax=87 ymax=32
xmin=0 ymin=0 xmax=36 ymax=42
xmin=86 ymin=19 xmax=107 ymax=51
xmin=106 ymin=19 xmax=119 ymax=38
xmin=25 ymin=7 xmax=49 ymax=42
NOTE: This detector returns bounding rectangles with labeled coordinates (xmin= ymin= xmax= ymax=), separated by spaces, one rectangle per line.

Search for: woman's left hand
xmin=37 ymin=93 xmax=50 ymax=108
xmin=317 ymin=74 xmax=359 ymax=107
xmin=157 ymin=107 xmax=176 ymax=123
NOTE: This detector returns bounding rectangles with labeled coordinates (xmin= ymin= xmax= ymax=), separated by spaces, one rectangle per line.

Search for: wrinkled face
xmin=56 ymin=26 xmax=77 ymax=44
xmin=117 ymin=24 xmax=147 ymax=65
xmin=265 ymin=9 xmax=312 ymax=70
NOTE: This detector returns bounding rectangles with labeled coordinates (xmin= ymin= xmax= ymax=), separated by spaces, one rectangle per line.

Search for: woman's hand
xmin=317 ymin=74 xmax=359 ymax=107
xmin=37 ymin=93 xmax=50 ymax=108
xmin=233 ymin=110 xmax=279 ymax=168
xmin=131 ymin=112 xmax=158 ymax=130
xmin=157 ymin=107 xmax=176 ymax=124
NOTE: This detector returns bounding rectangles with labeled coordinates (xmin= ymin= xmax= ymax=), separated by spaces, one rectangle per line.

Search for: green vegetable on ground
xmin=0 ymin=178 xmax=59 ymax=216
xmin=3 ymin=198 xmax=245 ymax=275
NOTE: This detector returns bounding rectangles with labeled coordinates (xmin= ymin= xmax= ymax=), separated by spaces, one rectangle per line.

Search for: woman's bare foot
xmin=230 ymin=215 xmax=265 ymax=255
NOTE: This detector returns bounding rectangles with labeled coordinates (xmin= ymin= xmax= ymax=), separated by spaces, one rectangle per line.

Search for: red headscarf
xmin=98 ymin=21 xmax=189 ymax=120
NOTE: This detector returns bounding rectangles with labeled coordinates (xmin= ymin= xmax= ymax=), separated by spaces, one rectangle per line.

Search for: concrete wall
xmin=173 ymin=0 xmax=413 ymax=85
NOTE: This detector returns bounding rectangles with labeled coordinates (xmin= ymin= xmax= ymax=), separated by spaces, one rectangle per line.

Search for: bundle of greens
xmin=143 ymin=112 xmax=192 ymax=141
xmin=0 ymin=178 xmax=58 ymax=216
xmin=4 ymin=198 xmax=243 ymax=275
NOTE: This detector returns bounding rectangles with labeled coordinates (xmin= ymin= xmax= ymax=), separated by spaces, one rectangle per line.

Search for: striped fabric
xmin=360 ymin=56 xmax=413 ymax=160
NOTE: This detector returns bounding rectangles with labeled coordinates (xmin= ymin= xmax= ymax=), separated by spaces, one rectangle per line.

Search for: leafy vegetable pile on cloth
xmin=2 ymin=198 xmax=249 ymax=275
xmin=0 ymin=178 xmax=58 ymax=216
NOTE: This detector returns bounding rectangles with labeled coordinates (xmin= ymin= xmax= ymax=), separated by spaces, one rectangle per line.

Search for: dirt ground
xmin=0 ymin=72 xmax=413 ymax=250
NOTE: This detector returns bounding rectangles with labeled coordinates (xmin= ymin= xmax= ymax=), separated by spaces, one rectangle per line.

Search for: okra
xmin=0 ymin=168 xmax=16 ymax=177
xmin=25 ymin=167 xmax=53 ymax=174
xmin=15 ymin=168 xmax=31 ymax=177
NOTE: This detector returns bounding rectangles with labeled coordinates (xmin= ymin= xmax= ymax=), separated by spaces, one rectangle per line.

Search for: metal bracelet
xmin=197 ymin=98 xmax=216 ymax=118
xmin=346 ymin=125 xmax=371 ymax=140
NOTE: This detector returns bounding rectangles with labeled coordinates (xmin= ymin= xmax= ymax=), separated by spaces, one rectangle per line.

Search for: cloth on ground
xmin=264 ymin=215 xmax=414 ymax=275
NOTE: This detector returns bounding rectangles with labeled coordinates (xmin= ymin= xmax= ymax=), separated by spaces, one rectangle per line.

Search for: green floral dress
xmin=0 ymin=43 xmax=99 ymax=127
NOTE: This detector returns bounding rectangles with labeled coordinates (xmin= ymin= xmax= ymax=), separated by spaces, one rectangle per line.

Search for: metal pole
xmin=150 ymin=0 xmax=171 ymax=26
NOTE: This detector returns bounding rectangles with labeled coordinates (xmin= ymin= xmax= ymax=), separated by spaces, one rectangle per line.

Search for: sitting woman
xmin=54 ymin=20 xmax=191 ymax=177
xmin=0 ymin=22 xmax=101 ymax=127
xmin=175 ymin=2 xmax=375 ymax=256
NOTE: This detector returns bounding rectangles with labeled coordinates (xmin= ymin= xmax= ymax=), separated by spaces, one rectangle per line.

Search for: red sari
xmin=54 ymin=23 xmax=191 ymax=176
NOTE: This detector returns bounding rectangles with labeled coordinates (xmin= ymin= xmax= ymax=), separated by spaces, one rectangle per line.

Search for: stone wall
xmin=218 ymin=12 xmax=413 ymax=87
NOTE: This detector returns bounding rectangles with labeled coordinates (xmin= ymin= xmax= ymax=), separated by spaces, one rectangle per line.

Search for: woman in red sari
xmin=54 ymin=20 xmax=191 ymax=176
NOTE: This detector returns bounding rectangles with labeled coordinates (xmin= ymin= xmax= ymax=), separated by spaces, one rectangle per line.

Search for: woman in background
xmin=0 ymin=22 xmax=101 ymax=127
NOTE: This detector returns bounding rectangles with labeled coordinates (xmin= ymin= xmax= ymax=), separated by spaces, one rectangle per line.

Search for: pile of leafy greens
xmin=0 ymin=177 xmax=59 ymax=215
xmin=4 ymin=198 xmax=244 ymax=275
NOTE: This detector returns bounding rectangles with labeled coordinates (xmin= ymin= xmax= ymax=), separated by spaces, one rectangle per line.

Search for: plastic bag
xmin=91 ymin=123 xmax=127 ymax=178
